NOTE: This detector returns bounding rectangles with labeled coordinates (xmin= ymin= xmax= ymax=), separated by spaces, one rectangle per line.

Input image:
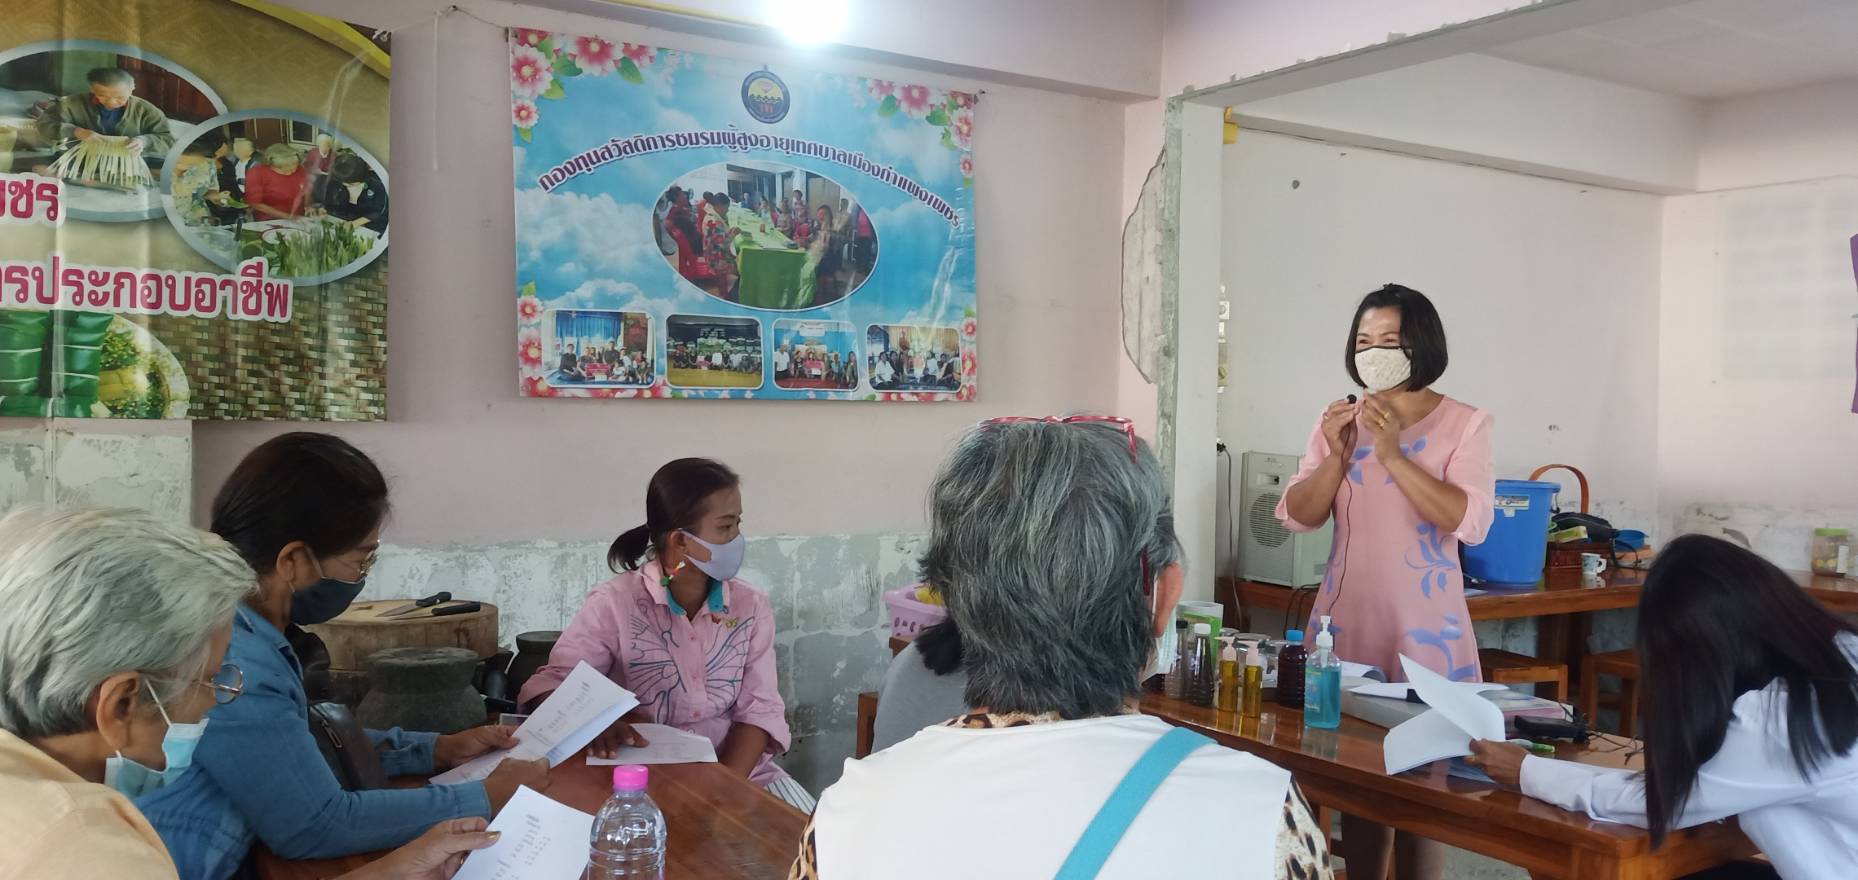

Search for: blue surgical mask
xmin=681 ymin=531 xmax=746 ymax=582
xmin=105 ymin=681 xmax=208 ymax=798
xmin=290 ymin=558 xmax=367 ymax=626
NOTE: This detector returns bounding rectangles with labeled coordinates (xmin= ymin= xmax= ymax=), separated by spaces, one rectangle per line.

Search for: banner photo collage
xmin=0 ymin=0 xmax=390 ymax=420
xmin=511 ymin=29 xmax=978 ymax=401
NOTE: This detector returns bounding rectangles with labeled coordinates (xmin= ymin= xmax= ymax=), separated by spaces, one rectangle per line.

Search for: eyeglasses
xmin=168 ymin=663 xmax=243 ymax=705
xmin=317 ymin=545 xmax=379 ymax=585
xmin=977 ymin=415 xmax=1151 ymax=596
xmin=354 ymin=545 xmax=380 ymax=579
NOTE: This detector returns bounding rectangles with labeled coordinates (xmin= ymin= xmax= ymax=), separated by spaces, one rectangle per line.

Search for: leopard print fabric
xmin=790 ymin=712 xmax=1333 ymax=879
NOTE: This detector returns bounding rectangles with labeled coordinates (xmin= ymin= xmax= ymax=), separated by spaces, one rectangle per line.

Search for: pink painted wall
xmin=193 ymin=2 xmax=1130 ymax=545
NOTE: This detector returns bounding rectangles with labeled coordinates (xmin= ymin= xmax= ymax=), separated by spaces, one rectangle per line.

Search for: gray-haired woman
xmin=793 ymin=417 xmax=1332 ymax=880
xmin=0 ymin=508 xmax=497 ymax=880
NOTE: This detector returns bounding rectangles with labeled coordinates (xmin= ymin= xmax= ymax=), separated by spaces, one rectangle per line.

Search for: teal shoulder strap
xmin=1053 ymin=726 xmax=1213 ymax=880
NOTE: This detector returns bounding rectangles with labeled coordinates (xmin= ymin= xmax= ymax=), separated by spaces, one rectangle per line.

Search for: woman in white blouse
xmin=1469 ymin=535 xmax=1858 ymax=880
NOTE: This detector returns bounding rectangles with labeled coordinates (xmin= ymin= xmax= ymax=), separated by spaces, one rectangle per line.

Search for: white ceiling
xmin=1488 ymin=0 xmax=1858 ymax=100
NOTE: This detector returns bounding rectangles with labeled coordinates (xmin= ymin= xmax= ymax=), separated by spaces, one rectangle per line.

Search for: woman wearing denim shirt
xmin=136 ymin=433 xmax=549 ymax=879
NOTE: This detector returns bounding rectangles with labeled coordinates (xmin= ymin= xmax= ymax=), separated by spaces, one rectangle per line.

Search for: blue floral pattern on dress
xmin=1405 ymin=612 xmax=1477 ymax=681
xmin=1350 ymin=437 xmax=1428 ymax=484
xmin=1406 ymin=521 xmax=1458 ymax=598
xmin=1348 ymin=447 xmax=1372 ymax=485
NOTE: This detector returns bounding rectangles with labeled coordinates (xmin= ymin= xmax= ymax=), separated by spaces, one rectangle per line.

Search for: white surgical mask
xmin=1354 ymin=346 xmax=1413 ymax=392
xmin=104 ymin=681 xmax=208 ymax=798
xmin=681 ymin=531 xmax=746 ymax=582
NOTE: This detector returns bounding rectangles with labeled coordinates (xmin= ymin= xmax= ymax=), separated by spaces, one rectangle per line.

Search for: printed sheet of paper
xmin=1381 ymin=654 xmax=1508 ymax=776
xmin=586 ymin=723 xmax=719 ymax=766
xmin=433 ymin=661 xmax=638 ymax=784
xmin=451 ymin=785 xmax=593 ymax=880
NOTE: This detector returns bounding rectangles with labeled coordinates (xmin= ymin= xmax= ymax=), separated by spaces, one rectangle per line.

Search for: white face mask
xmin=681 ymin=531 xmax=745 ymax=582
xmin=1354 ymin=346 xmax=1413 ymax=392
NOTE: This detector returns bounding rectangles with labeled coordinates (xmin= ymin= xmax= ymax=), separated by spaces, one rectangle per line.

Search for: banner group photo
xmin=512 ymin=28 xmax=979 ymax=402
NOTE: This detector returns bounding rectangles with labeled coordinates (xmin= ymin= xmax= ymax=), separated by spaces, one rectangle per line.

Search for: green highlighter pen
xmin=1508 ymin=738 xmax=1556 ymax=755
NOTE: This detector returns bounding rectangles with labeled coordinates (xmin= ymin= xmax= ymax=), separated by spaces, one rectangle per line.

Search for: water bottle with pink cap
xmin=587 ymin=765 xmax=665 ymax=879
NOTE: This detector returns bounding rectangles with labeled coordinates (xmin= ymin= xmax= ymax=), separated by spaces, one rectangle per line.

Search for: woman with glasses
xmin=795 ymin=417 xmax=1329 ymax=879
xmin=0 ymin=507 xmax=500 ymax=880
xmin=137 ymin=433 xmax=549 ymax=880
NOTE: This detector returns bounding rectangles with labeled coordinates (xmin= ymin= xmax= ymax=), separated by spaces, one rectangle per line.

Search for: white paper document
xmin=1381 ymin=654 xmax=1508 ymax=776
xmin=1349 ymin=680 xmax=1508 ymax=700
xmin=433 ymin=661 xmax=639 ymax=784
xmin=586 ymin=723 xmax=719 ymax=766
xmin=451 ymin=785 xmax=593 ymax=880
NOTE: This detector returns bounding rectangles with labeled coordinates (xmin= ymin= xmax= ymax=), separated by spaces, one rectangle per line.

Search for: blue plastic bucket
xmin=1463 ymin=479 xmax=1558 ymax=586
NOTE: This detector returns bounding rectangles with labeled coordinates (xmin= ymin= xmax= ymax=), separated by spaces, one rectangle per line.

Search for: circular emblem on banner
xmin=741 ymin=69 xmax=790 ymax=123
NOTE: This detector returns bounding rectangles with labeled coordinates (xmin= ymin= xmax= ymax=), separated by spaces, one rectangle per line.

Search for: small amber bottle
xmin=1217 ymin=645 xmax=1240 ymax=713
xmin=1241 ymin=646 xmax=1265 ymax=718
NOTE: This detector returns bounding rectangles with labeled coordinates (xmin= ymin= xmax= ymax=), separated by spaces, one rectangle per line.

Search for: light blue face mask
xmin=680 ymin=531 xmax=746 ymax=582
xmin=104 ymin=680 xmax=208 ymax=798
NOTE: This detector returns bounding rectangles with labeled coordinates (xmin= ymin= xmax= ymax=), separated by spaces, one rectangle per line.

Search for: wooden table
xmin=256 ymin=757 xmax=807 ymax=880
xmin=1143 ymin=694 xmax=1754 ymax=879
xmin=1225 ymin=568 xmax=1858 ymax=687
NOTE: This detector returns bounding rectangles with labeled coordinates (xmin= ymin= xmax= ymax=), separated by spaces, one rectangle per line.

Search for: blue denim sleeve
xmin=364 ymin=727 xmax=439 ymax=777
xmin=197 ymin=671 xmax=490 ymax=858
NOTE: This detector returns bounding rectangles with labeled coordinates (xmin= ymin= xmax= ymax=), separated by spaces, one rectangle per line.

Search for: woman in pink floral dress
xmin=518 ymin=458 xmax=813 ymax=810
xmin=1277 ymin=284 xmax=1494 ymax=880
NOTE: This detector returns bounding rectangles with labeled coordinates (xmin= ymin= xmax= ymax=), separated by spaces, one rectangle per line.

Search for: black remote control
xmin=1515 ymin=714 xmax=1591 ymax=744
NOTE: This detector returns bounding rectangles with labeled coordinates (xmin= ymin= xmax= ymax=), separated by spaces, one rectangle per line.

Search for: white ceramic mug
xmin=1580 ymin=552 xmax=1608 ymax=576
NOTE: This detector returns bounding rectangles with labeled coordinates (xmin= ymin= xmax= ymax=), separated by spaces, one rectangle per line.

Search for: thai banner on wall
xmin=511 ymin=29 xmax=977 ymax=402
xmin=0 ymin=0 xmax=389 ymax=420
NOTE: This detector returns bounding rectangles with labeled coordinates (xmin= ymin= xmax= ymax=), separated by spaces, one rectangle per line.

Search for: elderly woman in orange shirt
xmin=0 ymin=507 xmax=495 ymax=880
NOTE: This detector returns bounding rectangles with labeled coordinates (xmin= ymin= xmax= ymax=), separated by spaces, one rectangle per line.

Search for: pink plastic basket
xmin=883 ymin=585 xmax=947 ymax=639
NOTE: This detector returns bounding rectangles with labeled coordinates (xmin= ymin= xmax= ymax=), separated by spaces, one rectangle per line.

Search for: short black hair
xmin=87 ymin=68 xmax=134 ymax=88
xmin=329 ymin=154 xmax=367 ymax=184
xmin=1344 ymin=283 xmax=1448 ymax=391
xmin=210 ymin=432 xmax=389 ymax=574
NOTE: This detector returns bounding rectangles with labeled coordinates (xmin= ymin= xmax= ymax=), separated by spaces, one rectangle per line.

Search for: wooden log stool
xmin=305 ymin=599 xmax=499 ymax=706
xmin=1478 ymin=648 xmax=1569 ymax=702
xmin=1581 ymin=649 xmax=1642 ymax=737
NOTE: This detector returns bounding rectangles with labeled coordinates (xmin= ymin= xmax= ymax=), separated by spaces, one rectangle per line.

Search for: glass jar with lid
xmin=1811 ymin=528 xmax=1852 ymax=577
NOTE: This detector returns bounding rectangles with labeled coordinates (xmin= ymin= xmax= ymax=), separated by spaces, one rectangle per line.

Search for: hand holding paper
xmin=451 ymin=786 xmax=594 ymax=880
xmin=433 ymin=661 xmax=639 ymax=785
xmin=1381 ymin=654 xmax=1507 ymax=775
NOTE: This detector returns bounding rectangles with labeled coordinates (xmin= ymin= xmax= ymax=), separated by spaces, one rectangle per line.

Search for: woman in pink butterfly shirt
xmin=517 ymin=458 xmax=812 ymax=810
